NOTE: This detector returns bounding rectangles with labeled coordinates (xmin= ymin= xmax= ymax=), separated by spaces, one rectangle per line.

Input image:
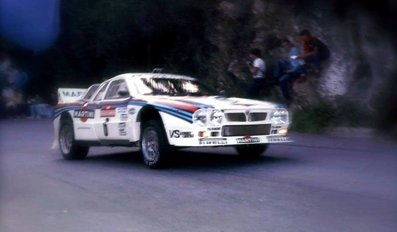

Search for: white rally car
xmin=53 ymin=73 xmax=291 ymax=168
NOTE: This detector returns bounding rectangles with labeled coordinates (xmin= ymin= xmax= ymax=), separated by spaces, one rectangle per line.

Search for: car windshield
xmin=134 ymin=77 xmax=213 ymax=96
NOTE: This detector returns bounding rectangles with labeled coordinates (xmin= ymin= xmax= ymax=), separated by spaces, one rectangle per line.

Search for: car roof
xmin=110 ymin=73 xmax=197 ymax=82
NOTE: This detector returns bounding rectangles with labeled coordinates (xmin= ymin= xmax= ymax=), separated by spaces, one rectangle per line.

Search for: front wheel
xmin=140 ymin=120 xmax=171 ymax=168
xmin=235 ymin=144 xmax=268 ymax=158
xmin=59 ymin=121 xmax=89 ymax=160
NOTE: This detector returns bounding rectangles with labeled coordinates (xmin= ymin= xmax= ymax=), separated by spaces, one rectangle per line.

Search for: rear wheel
xmin=235 ymin=144 xmax=268 ymax=158
xmin=59 ymin=121 xmax=89 ymax=160
xmin=140 ymin=120 xmax=171 ymax=168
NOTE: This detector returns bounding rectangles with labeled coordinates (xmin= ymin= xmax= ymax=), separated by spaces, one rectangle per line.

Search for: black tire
xmin=59 ymin=121 xmax=89 ymax=160
xmin=140 ymin=120 xmax=171 ymax=168
xmin=235 ymin=144 xmax=268 ymax=158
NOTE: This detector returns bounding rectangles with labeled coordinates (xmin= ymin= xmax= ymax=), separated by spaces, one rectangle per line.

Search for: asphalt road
xmin=1 ymin=119 xmax=396 ymax=232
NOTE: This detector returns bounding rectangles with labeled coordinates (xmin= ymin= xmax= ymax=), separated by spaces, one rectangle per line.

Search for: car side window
xmin=82 ymin=84 xmax=100 ymax=101
xmin=105 ymin=80 xmax=130 ymax=99
xmin=93 ymin=82 xmax=109 ymax=101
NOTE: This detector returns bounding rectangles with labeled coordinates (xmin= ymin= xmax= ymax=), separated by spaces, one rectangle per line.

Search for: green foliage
xmin=290 ymin=97 xmax=374 ymax=133
xmin=290 ymin=103 xmax=337 ymax=133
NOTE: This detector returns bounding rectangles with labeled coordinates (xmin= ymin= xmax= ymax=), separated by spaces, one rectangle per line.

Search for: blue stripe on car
xmin=54 ymin=100 xmax=194 ymax=123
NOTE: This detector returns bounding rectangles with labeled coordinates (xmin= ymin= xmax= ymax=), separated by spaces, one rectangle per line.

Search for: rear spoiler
xmin=57 ymin=88 xmax=87 ymax=103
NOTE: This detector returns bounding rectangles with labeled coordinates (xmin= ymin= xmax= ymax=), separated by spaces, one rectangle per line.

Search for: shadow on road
xmin=79 ymin=149 xmax=297 ymax=171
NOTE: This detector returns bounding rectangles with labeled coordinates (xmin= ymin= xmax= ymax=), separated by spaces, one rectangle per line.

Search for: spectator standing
xmin=0 ymin=54 xmax=10 ymax=118
xmin=246 ymin=48 xmax=266 ymax=99
xmin=2 ymin=64 xmax=29 ymax=117
xmin=299 ymin=29 xmax=330 ymax=73
xmin=27 ymin=95 xmax=53 ymax=119
xmin=227 ymin=59 xmax=239 ymax=84
xmin=0 ymin=53 xmax=12 ymax=89
xmin=8 ymin=64 xmax=29 ymax=92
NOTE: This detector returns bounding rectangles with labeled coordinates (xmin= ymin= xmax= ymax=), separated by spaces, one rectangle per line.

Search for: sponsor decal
xmin=58 ymin=88 xmax=86 ymax=103
xmin=120 ymin=114 xmax=128 ymax=121
xmin=119 ymin=122 xmax=127 ymax=136
xmin=268 ymin=136 xmax=288 ymax=142
xmin=117 ymin=107 xmax=127 ymax=114
xmin=101 ymin=106 xmax=116 ymax=117
xmin=236 ymin=137 xmax=260 ymax=144
xmin=207 ymin=127 xmax=221 ymax=131
xmin=73 ymin=109 xmax=95 ymax=122
xmin=170 ymin=130 xmax=194 ymax=138
xmin=103 ymin=119 xmax=109 ymax=136
xmin=119 ymin=131 xmax=127 ymax=136
xmin=62 ymin=90 xmax=82 ymax=98
xmin=76 ymin=126 xmax=91 ymax=130
xmin=271 ymin=125 xmax=282 ymax=129
xmin=128 ymin=108 xmax=136 ymax=115
xmin=199 ymin=138 xmax=227 ymax=145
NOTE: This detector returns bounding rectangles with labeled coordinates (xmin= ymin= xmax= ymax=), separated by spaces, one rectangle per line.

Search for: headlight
xmin=193 ymin=109 xmax=224 ymax=127
xmin=209 ymin=110 xmax=223 ymax=126
xmin=193 ymin=110 xmax=208 ymax=127
xmin=271 ymin=108 xmax=289 ymax=124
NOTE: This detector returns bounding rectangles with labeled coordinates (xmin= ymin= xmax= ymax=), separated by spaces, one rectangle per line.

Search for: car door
xmin=72 ymin=84 xmax=102 ymax=141
xmin=82 ymin=81 xmax=110 ymax=141
xmin=96 ymin=79 xmax=132 ymax=142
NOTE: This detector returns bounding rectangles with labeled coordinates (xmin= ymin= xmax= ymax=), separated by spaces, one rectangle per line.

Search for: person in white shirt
xmin=246 ymin=48 xmax=266 ymax=98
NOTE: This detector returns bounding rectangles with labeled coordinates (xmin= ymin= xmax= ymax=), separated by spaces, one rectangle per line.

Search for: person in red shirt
xmin=299 ymin=29 xmax=330 ymax=73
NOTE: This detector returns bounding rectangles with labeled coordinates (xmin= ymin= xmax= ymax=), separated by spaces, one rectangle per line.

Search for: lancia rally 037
xmin=53 ymin=73 xmax=291 ymax=168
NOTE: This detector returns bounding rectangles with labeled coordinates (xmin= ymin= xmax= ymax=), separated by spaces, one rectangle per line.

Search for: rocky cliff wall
xmin=209 ymin=0 xmax=396 ymax=111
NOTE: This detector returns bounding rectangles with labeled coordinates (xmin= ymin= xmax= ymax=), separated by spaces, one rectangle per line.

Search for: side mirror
xmin=118 ymin=90 xmax=130 ymax=98
xmin=218 ymin=89 xmax=227 ymax=98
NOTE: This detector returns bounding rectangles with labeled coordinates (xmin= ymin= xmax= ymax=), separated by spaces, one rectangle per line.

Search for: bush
xmin=290 ymin=103 xmax=337 ymax=133
xmin=290 ymin=97 xmax=374 ymax=133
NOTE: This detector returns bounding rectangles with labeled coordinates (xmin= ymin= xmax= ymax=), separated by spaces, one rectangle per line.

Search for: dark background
xmin=1 ymin=0 xmax=396 ymax=133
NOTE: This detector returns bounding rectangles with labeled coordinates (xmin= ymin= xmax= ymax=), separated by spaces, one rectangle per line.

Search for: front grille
xmin=248 ymin=112 xmax=267 ymax=121
xmin=225 ymin=113 xmax=246 ymax=122
xmin=222 ymin=124 xmax=271 ymax=137
xmin=225 ymin=112 xmax=268 ymax=122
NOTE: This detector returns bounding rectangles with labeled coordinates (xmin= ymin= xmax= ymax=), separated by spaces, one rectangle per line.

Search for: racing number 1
xmin=103 ymin=118 xmax=109 ymax=136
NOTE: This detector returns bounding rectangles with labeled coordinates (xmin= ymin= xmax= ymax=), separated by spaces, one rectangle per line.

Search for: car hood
xmin=141 ymin=96 xmax=283 ymax=113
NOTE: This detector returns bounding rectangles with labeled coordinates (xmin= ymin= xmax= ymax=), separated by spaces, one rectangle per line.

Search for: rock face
xmin=209 ymin=0 xmax=396 ymax=112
